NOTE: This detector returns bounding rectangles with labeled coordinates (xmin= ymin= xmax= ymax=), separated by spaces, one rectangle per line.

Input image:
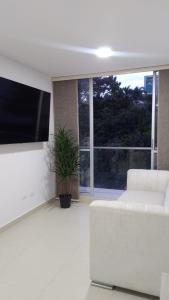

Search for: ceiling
xmin=0 ymin=0 xmax=169 ymax=77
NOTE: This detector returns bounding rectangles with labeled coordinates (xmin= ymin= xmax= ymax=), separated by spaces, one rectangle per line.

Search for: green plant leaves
xmin=53 ymin=127 xmax=80 ymax=183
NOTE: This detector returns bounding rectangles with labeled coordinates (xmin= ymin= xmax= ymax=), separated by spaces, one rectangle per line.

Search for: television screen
xmin=0 ymin=77 xmax=51 ymax=144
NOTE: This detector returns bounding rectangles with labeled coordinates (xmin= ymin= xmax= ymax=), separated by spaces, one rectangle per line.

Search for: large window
xmin=93 ymin=76 xmax=152 ymax=147
xmin=79 ymin=71 xmax=158 ymax=193
xmin=78 ymin=79 xmax=90 ymax=191
xmin=78 ymin=79 xmax=90 ymax=148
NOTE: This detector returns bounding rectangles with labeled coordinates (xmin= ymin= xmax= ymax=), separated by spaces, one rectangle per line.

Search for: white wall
xmin=0 ymin=55 xmax=55 ymax=228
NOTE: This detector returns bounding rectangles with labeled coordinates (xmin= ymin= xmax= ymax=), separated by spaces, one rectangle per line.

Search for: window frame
xmin=79 ymin=71 xmax=158 ymax=194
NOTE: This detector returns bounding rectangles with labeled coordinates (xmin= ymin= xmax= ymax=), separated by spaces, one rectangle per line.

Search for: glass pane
xmin=80 ymin=151 xmax=90 ymax=192
xmin=155 ymin=72 xmax=159 ymax=149
xmin=94 ymin=149 xmax=151 ymax=190
xmin=93 ymin=72 xmax=153 ymax=147
xmin=78 ymin=79 xmax=90 ymax=148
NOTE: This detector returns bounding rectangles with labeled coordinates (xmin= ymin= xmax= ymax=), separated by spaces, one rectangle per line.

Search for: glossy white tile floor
xmin=0 ymin=201 xmax=155 ymax=300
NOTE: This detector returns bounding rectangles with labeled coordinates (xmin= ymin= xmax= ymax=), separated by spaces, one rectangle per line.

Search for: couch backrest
xmin=127 ymin=169 xmax=169 ymax=193
xmin=165 ymin=183 xmax=169 ymax=206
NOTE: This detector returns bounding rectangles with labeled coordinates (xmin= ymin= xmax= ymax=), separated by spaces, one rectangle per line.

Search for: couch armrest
xmin=127 ymin=169 xmax=169 ymax=193
xmin=90 ymin=200 xmax=169 ymax=296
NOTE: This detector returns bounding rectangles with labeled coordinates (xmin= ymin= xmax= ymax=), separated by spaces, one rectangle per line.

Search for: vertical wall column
xmin=158 ymin=70 xmax=169 ymax=170
xmin=53 ymin=80 xmax=79 ymax=199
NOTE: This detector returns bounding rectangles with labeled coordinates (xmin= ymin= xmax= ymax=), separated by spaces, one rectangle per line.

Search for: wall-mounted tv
xmin=0 ymin=77 xmax=51 ymax=144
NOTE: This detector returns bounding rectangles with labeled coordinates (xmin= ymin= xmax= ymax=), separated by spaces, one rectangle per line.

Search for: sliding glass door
xmin=78 ymin=79 xmax=90 ymax=192
xmin=79 ymin=71 xmax=158 ymax=193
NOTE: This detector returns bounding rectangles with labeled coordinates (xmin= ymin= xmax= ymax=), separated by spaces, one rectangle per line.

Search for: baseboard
xmin=0 ymin=197 xmax=55 ymax=234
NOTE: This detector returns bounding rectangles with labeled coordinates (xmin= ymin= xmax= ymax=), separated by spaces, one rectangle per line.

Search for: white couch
xmin=90 ymin=169 xmax=169 ymax=297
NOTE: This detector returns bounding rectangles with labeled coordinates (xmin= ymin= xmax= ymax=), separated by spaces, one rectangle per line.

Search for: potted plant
xmin=53 ymin=127 xmax=79 ymax=208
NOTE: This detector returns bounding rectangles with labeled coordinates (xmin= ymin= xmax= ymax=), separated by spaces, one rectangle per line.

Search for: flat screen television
xmin=0 ymin=77 xmax=51 ymax=144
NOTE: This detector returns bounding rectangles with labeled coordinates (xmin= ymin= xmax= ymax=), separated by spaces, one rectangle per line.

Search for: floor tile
xmin=0 ymin=201 xmax=156 ymax=300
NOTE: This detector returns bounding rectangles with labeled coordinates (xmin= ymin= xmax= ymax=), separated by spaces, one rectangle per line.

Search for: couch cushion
xmin=119 ymin=190 xmax=165 ymax=206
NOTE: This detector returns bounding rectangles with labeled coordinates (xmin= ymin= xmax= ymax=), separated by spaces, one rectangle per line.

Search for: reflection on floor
xmin=80 ymin=187 xmax=124 ymax=201
xmin=0 ymin=201 xmax=157 ymax=300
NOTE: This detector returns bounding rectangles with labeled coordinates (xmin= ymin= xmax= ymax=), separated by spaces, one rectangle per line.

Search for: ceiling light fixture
xmin=95 ymin=47 xmax=114 ymax=58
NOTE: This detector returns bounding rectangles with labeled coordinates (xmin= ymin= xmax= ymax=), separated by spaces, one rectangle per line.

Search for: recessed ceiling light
xmin=95 ymin=47 xmax=114 ymax=58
